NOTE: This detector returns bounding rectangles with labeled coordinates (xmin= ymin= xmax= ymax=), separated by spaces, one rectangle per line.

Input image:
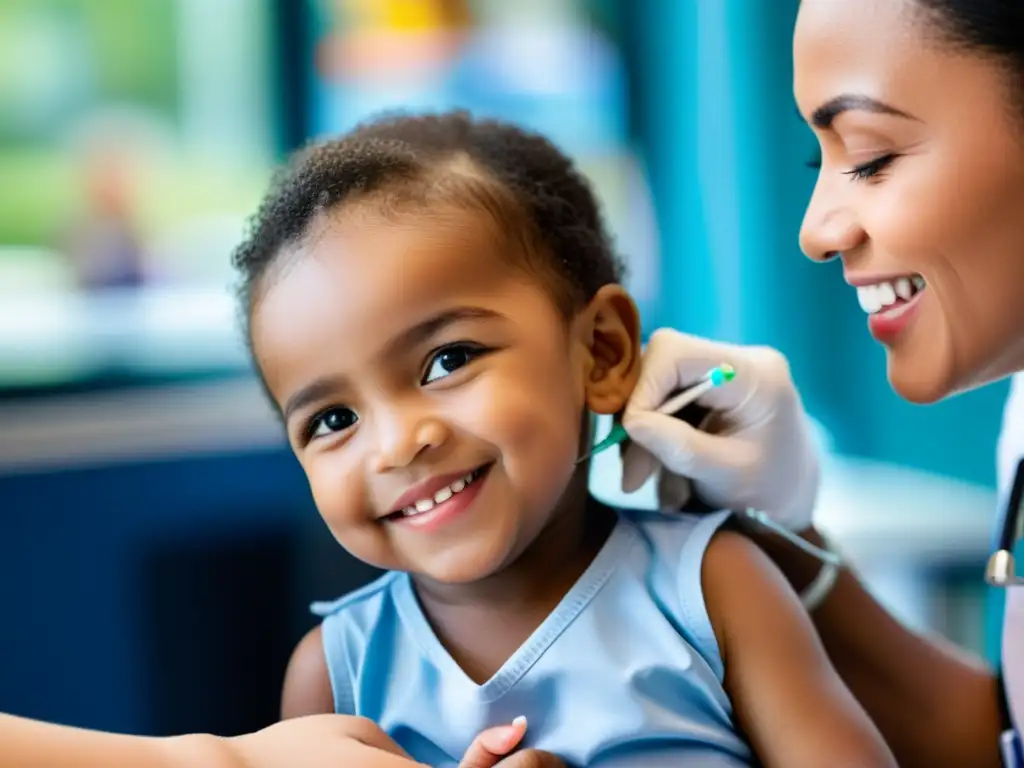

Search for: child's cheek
xmin=467 ymin=362 xmax=583 ymax=511
xmin=305 ymin=455 xmax=393 ymax=569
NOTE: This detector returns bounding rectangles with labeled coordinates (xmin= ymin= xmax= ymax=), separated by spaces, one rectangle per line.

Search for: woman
xmin=624 ymin=1 xmax=1024 ymax=766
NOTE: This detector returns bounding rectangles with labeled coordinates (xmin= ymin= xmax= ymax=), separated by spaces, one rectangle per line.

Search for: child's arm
xmin=281 ymin=626 xmax=336 ymax=719
xmin=702 ymin=529 xmax=897 ymax=768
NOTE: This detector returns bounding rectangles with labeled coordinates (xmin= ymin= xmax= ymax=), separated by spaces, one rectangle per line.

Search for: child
xmin=232 ymin=111 xmax=895 ymax=768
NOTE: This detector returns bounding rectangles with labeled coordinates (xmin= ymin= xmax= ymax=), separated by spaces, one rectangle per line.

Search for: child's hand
xmin=494 ymin=750 xmax=566 ymax=768
xmin=458 ymin=717 xmax=565 ymax=768
xmin=225 ymin=714 xmax=428 ymax=767
xmin=458 ymin=717 xmax=529 ymax=768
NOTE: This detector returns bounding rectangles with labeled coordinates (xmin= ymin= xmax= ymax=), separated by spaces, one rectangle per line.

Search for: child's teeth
xmin=399 ymin=469 xmax=483 ymax=517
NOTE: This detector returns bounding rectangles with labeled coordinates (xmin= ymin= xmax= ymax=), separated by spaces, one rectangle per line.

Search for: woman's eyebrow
xmin=803 ymin=93 xmax=918 ymax=129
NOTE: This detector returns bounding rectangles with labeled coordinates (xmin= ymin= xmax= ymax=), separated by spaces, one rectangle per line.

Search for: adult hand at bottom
xmin=226 ymin=715 xmax=427 ymax=768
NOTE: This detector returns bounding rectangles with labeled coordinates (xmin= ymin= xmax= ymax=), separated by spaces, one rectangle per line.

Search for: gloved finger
xmin=622 ymin=410 xmax=759 ymax=479
xmin=620 ymin=439 xmax=659 ymax=494
xmin=622 ymin=399 xmax=712 ymax=495
xmin=459 ymin=718 xmax=528 ymax=768
xmin=630 ymin=331 xmax=753 ymax=414
xmin=622 ymin=432 xmax=695 ymax=507
xmin=676 ymin=343 xmax=794 ymax=415
xmin=656 ymin=470 xmax=693 ymax=511
xmin=629 ymin=331 xmax=729 ymax=411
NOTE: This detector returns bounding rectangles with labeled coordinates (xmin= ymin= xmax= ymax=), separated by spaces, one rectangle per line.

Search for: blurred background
xmin=0 ymin=0 xmax=1013 ymax=740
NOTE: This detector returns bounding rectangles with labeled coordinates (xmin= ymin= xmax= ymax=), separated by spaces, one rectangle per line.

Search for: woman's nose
xmin=799 ymin=183 xmax=866 ymax=262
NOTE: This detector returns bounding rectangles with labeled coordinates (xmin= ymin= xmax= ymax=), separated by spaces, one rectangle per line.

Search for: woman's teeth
xmin=856 ymin=275 xmax=925 ymax=314
xmin=401 ymin=469 xmax=481 ymax=517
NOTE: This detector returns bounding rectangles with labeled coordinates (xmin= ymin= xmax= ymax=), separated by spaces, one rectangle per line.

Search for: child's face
xmin=251 ymin=204 xmax=639 ymax=584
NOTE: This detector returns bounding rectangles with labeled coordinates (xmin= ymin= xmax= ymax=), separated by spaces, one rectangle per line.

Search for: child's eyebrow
xmin=281 ymin=306 xmax=504 ymax=421
xmin=283 ymin=376 xmax=345 ymax=422
xmin=382 ymin=306 xmax=504 ymax=359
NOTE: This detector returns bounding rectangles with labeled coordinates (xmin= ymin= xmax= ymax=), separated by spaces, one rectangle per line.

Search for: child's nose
xmin=369 ymin=414 xmax=449 ymax=473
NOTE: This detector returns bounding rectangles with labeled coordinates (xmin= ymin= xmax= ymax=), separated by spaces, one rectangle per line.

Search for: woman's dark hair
xmin=914 ymin=0 xmax=1024 ymax=111
xmin=232 ymin=110 xmax=624 ymax=335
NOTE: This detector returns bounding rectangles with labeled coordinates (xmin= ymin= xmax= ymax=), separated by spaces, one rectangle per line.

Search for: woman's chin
xmin=879 ymin=301 xmax=964 ymax=404
xmin=885 ymin=347 xmax=956 ymax=405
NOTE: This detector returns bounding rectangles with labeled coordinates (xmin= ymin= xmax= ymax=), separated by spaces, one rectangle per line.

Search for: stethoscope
xmin=986 ymin=456 xmax=1024 ymax=587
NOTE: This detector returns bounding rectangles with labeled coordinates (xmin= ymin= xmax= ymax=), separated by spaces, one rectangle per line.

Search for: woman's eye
xmin=310 ymin=407 xmax=358 ymax=439
xmin=422 ymin=344 xmax=482 ymax=384
xmin=803 ymin=151 xmax=896 ymax=182
xmin=844 ymin=154 xmax=895 ymax=181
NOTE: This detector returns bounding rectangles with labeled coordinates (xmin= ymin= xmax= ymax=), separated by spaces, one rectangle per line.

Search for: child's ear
xmin=576 ymin=284 xmax=642 ymax=415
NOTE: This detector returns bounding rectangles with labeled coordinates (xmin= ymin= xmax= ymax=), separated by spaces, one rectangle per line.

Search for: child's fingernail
xmin=482 ymin=718 xmax=527 ymax=752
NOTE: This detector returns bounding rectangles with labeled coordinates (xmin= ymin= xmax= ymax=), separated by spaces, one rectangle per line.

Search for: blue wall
xmin=0 ymin=449 xmax=379 ymax=736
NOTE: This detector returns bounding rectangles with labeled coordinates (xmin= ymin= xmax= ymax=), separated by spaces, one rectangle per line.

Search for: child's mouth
xmin=384 ymin=463 xmax=492 ymax=523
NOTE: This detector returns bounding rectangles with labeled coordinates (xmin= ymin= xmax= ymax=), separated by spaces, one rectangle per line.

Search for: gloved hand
xmin=621 ymin=328 xmax=820 ymax=531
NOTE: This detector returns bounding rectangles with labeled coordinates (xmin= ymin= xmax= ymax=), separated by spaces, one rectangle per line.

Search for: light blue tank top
xmin=311 ymin=508 xmax=753 ymax=767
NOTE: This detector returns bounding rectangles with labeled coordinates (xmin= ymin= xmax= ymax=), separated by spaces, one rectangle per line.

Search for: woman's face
xmin=795 ymin=0 xmax=1024 ymax=403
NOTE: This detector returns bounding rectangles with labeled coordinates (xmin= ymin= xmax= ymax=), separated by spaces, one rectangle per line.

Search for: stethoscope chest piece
xmin=989 ymin=457 xmax=1024 ymax=588
xmin=987 ymin=549 xmax=1024 ymax=587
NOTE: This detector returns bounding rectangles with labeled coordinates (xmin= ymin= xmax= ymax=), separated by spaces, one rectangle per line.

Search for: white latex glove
xmin=621 ymin=328 xmax=820 ymax=531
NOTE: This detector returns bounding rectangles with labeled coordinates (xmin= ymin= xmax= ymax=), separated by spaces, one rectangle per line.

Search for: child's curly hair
xmin=232 ymin=110 xmax=625 ymax=332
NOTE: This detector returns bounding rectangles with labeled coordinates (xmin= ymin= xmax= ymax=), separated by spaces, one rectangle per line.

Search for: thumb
xmin=620 ymin=440 xmax=659 ymax=494
xmin=459 ymin=717 xmax=528 ymax=768
xmin=622 ymin=411 xmax=757 ymax=480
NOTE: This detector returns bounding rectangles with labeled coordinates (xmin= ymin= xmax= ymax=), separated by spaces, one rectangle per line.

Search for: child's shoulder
xmin=309 ymin=569 xmax=405 ymax=625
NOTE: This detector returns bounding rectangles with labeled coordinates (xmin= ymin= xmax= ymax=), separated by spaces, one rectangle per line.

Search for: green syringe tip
xmin=586 ymin=422 xmax=629 ymax=459
xmin=709 ymin=364 xmax=736 ymax=387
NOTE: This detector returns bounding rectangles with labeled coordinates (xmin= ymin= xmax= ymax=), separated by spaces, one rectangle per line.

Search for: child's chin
xmin=416 ymin=558 xmax=503 ymax=585
xmin=410 ymin=542 xmax=515 ymax=585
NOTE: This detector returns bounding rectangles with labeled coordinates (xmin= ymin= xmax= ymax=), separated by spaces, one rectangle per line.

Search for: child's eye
xmin=422 ymin=343 xmax=485 ymax=384
xmin=308 ymin=407 xmax=358 ymax=439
